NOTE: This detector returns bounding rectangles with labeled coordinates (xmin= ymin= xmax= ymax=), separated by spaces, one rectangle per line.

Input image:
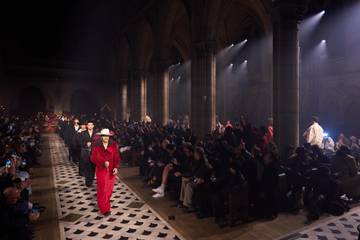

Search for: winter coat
xmin=90 ymin=140 xmax=120 ymax=172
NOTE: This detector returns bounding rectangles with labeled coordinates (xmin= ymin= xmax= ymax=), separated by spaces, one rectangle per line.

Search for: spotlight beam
xmin=300 ymin=10 xmax=326 ymax=41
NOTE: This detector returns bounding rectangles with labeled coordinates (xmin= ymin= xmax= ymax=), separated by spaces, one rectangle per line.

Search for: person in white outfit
xmin=303 ymin=116 xmax=324 ymax=147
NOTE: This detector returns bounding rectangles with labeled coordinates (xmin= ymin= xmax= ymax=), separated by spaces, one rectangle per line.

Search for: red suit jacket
xmin=90 ymin=140 xmax=120 ymax=172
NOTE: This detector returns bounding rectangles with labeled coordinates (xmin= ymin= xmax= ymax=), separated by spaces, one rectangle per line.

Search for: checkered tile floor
xmin=49 ymin=134 xmax=183 ymax=240
xmin=279 ymin=209 xmax=360 ymax=240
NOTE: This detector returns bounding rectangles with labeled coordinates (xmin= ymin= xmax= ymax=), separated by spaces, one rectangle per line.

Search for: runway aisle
xmin=49 ymin=134 xmax=182 ymax=240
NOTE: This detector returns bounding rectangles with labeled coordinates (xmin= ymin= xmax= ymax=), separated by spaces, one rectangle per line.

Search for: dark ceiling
xmin=1 ymin=0 xmax=153 ymax=72
xmin=0 ymin=0 xmax=350 ymax=77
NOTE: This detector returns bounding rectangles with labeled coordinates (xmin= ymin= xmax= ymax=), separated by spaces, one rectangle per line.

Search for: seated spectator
xmin=179 ymin=147 xmax=209 ymax=214
xmin=321 ymin=134 xmax=335 ymax=157
xmin=285 ymin=147 xmax=312 ymax=174
xmin=311 ymin=145 xmax=330 ymax=166
xmin=0 ymin=186 xmax=39 ymax=240
xmin=331 ymin=146 xmax=357 ymax=181
xmin=331 ymin=146 xmax=360 ymax=199
xmin=335 ymin=133 xmax=348 ymax=151
xmin=146 ymin=139 xmax=170 ymax=186
xmin=304 ymin=166 xmax=345 ymax=223
xmin=152 ymin=143 xmax=179 ymax=198
xmin=349 ymin=136 xmax=360 ymax=162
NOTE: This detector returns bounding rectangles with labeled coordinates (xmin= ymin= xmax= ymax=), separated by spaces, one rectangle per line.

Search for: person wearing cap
xmin=90 ymin=128 xmax=120 ymax=216
xmin=303 ymin=116 xmax=324 ymax=147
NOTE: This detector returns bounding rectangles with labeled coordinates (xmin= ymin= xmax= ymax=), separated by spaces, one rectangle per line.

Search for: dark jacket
xmin=331 ymin=153 xmax=357 ymax=180
xmin=90 ymin=140 xmax=120 ymax=170
xmin=80 ymin=130 xmax=95 ymax=149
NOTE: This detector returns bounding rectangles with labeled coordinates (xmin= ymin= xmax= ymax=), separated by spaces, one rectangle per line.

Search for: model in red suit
xmin=90 ymin=128 xmax=120 ymax=216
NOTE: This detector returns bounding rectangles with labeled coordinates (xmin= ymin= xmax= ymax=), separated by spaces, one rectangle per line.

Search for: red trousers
xmin=96 ymin=168 xmax=115 ymax=214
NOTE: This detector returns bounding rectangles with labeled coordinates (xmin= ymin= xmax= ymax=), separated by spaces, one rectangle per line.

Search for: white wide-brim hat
xmin=96 ymin=128 xmax=114 ymax=136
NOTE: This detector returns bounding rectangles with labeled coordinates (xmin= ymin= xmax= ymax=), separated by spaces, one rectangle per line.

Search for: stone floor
xmin=32 ymin=134 xmax=61 ymax=240
xmin=278 ymin=208 xmax=360 ymax=240
xmin=48 ymin=134 xmax=182 ymax=240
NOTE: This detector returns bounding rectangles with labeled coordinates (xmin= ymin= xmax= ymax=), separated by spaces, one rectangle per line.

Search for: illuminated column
xmin=153 ymin=60 xmax=170 ymax=126
xmin=273 ymin=0 xmax=308 ymax=156
xmin=191 ymin=41 xmax=216 ymax=137
xmin=119 ymin=79 xmax=128 ymax=121
xmin=130 ymin=69 xmax=147 ymax=122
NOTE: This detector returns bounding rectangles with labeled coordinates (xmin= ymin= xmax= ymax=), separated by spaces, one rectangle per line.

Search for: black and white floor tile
xmin=279 ymin=208 xmax=360 ymax=240
xmin=49 ymin=134 xmax=183 ymax=240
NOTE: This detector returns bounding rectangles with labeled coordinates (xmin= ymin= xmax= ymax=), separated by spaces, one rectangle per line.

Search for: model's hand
xmin=86 ymin=142 xmax=91 ymax=148
xmin=104 ymin=161 xmax=109 ymax=168
xmin=112 ymin=168 xmax=118 ymax=175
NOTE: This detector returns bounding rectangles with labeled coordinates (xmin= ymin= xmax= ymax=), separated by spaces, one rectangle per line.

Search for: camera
xmin=31 ymin=208 xmax=39 ymax=214
xmin=32 ymin=204 xmax=39 ymax=214
xmin=210 ymin=176 xmax=217 ymax=183
xmin=5 ymin=159 xmax=12 ymax=168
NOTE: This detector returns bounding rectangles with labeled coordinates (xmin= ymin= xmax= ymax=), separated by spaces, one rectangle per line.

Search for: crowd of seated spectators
xmin=0 ymin=112 xmax=45 ymax=240
xmin=58 ymin=113 xmax=360 ymax=228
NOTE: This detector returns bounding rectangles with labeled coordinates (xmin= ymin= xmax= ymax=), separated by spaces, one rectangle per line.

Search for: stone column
xmin=118 ymin=79 xmax=128 ymax=121
xmin=273 ymin=0 xmax=308 ymax=156
xmin=0 ymin=48 xmax=3 ymax=82
xmin=191 ymin=41 xmax=216 ymax=137
xmin=152 ymin=60 xmax=170 ymax=126
xmin=185 ymin=62 xmax=191 ymax=117
xmin=130 ymin=69 xmax=147 ymax=122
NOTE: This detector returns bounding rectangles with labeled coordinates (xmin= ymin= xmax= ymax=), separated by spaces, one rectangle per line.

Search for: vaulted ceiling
xmin=0 ymin=0 xmax=345 ymax=79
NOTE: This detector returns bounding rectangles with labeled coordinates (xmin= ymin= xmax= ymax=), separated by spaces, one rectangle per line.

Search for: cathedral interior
xmin=1 ymin=0 xmax=360 ymax=239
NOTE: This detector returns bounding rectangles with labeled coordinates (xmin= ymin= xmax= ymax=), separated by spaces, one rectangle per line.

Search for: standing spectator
xmin=335 ymin=133 xmax=348 ymax=150
xmin=321 ymin=134 xmax=335 ymax=156
xmin=303 ymin=116 xmax=324 ymax=147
